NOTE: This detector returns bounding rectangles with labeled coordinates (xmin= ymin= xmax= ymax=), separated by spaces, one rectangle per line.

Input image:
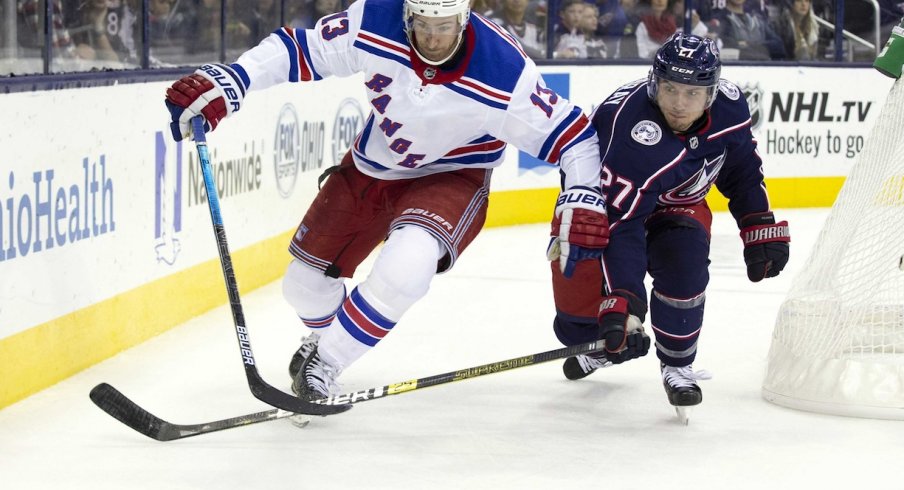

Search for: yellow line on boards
xmin=0 ymin=176 xmax=843 ymax=410
xmin=0 ymin=231 xmax=294 ymax=410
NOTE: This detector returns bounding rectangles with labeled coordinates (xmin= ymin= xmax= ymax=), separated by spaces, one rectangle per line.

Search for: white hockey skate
xmin=661 ymin=363 xmax=712 ymax=425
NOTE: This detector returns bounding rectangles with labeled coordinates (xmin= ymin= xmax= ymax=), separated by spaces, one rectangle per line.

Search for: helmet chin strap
xmin=409 ymin=31 xmax=465 ymax=66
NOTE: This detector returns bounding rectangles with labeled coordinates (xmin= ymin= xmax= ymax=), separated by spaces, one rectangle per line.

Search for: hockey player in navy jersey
xmin=164 ymin=0 xmax=609 ymax=406
xmin=548 ymin=32 xmax=790 ymax=417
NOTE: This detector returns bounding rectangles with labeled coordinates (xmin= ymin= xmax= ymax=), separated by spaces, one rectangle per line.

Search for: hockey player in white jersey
xmin=164 ymin=0 xmax=609 ymax=406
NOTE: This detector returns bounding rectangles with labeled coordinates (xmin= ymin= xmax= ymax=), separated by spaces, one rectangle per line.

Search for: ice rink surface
xmin=1 ymin=208 xmax=901 ymax=490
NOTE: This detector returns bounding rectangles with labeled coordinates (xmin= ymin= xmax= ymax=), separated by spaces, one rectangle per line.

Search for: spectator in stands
xmin=236 ymin=0 xmax=280 ymax=46
xmin=323 ymin=0 xmax=345 ymax=17
xmin=672 ymin=0 xmax=710 ymax=37
xmin=470 ymin=0 xmax=497 ymax=16
xmin=770 ymin=0 xmax=821 ymax=60
xmin=16 ymin=0 xmax=77 ymax=59
xmin=148 ymin=0 xmax=191 ymax=50
xmin=704 ymin=0 xmax=770 ymax=36
xmin=70 ymin=0 xmax=135 ymax=62
xmin=190 ymin=0 xmax=221 ymax=54
xmin=616 ymin=0 xmax=642 ymax=58
xmin=714 ymin=0 xmax=785 ymax=60
xmin=286 ymin=0 xmax=309 ymax=27
xmin=694 ymin=0 xmax=715 ymax=22
xmin=593 ymin=0 xmax=628 ymax=37
xmin=489 ymin=0 xmax=546 ymax=59
xmin=582 ymin=3 xmax=609 ymax=58
xmin=527 ymin=0 xmax=548 ymax=29
xmin=289 ymin=0 xmax=343 ymax=28
xmin=635 ymin=0 xmax=677 ymax=58
xmin=191 ymin=0 xmax=259 ymax=55
xmin=553 ymin=0 xmax=587 ymax=58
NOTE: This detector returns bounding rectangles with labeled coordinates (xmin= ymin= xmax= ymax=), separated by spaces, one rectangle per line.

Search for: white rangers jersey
xmin=227 ymin=0 xmax=601 ymax=189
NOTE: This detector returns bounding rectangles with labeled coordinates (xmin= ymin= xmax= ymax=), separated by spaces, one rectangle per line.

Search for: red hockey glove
xmin=598 ymin=290 xmax=650 ymax=364
xmin=165 ymin=63 xmax=246 ymax=141
xmin=548 ymin=187 xmax=609 ymax=278
xmin=740 ymin=212 xmax=790 ymax=282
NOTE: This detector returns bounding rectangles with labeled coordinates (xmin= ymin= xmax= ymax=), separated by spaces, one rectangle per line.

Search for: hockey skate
xmin=661 ymin=363 xmax=712 ymax=425
xmin=288 ymin=332 xmax=320 ymax=379
xmin=562 ymin=354 xmax=612 ymax=380
xmin=292 ymin=346 xmax=342 ymax=399
xmin=288 ymin=340 xmax=341 ymax=429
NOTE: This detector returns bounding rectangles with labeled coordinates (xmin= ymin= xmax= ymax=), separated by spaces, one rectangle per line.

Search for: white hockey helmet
xmin=404 ymin=0 xmax=470 ymax=26
xmin=404 ymin=0 xmax=470 ymax=65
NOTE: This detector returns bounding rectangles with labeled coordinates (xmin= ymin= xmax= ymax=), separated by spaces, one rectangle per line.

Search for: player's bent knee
xmin=282 ymin=259 xmax=345 ymax=318
xmin=553 ymin=314 xmax=599 ymax=346
xmin=356 ymin=226 xmax=444 ymax=318
xmin=375 ymin=226 xmax=443 ymax=295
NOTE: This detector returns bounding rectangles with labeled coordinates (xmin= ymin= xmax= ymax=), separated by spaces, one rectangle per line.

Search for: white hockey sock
xmin=319 ymin=226 xmax=444 ymax=369
xmin=282 ymin=259 xmax=346 ymax=332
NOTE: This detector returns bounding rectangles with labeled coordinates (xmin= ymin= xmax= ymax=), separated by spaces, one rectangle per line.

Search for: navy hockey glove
xmin=740 ymin=212 xmax=790 ymax=282
xmin=165 ymin=63 xmax=246 ymax=141
xmin=548 ymin=187 xmax=609 ymax=278
xmin=598 ymin=290 xmax=650 ymax=364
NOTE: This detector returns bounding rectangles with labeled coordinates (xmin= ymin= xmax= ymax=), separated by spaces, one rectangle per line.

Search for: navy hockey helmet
xmin=647 ymin=32 xmax=722 ymax=109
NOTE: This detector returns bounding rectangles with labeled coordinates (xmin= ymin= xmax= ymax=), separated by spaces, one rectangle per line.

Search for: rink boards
xmin=0 ymin=65 xmax=893 ymax=409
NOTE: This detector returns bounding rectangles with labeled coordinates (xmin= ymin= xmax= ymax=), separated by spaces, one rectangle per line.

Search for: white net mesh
xmin=762 ymin=79 xmax=904 ymax=420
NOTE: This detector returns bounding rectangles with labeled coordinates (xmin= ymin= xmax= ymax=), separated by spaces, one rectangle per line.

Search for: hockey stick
xmin=89 ymin=339 xmax=607 ymax=441
xmin=187 ymin=116 xmax=347 ymax=417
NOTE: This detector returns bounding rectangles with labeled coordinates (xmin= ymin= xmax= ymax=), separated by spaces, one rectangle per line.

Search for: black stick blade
xmin=90 ymin=383 xmax=346 ymax=441
xmin=89 ymin=383 xmax=170 ymax=441
xmin=247 ymin=376 xmax=352 ymax=416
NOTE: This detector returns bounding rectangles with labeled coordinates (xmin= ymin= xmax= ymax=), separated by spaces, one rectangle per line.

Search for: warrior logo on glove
xmin=739 ymin=212 xmax=790 ymax=282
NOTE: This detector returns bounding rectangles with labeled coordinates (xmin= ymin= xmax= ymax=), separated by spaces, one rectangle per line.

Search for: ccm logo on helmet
xmin=671 ymin=67 xmax=694 ymax=74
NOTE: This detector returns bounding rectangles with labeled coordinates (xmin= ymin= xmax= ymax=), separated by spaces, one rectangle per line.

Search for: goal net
xmin=761 ymin=79 xmax=904 ymax=420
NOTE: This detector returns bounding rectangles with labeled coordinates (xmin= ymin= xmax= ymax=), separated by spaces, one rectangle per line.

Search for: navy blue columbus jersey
xmin=593 ymin=78 xmax=772 ymax=295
